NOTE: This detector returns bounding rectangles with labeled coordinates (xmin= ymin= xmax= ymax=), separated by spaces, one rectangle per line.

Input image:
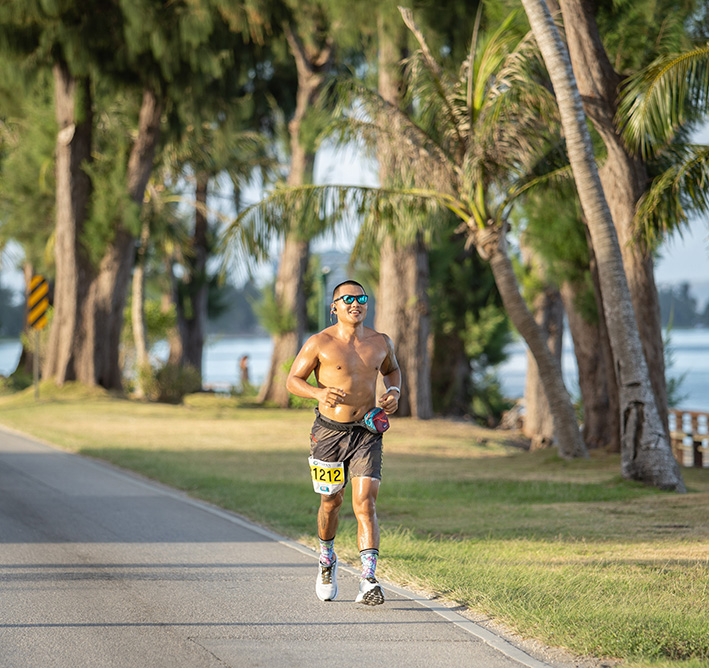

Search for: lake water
xmin=199 ymin=330 xmax=709 ymax=413
xmin=1 ymin=329 xmax=706 ymax=412
xmin=495 ymin=329 xmax=709 ymax=413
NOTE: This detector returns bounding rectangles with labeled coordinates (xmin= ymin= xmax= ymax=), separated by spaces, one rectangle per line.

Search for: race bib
xmin=308 ymin=457 xmax=346 ymax=495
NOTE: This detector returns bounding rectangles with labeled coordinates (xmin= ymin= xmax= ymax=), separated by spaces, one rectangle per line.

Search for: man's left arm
xmin=378 ymin=334 xmax=401 ymax=414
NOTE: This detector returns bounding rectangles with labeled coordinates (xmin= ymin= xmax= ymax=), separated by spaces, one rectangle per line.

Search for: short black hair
xmin=332 ymin=280 xmax=366 ymax=300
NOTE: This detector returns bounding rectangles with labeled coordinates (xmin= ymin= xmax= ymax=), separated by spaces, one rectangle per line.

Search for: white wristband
xmin=387 ymin=386 xmax=400 ymax=395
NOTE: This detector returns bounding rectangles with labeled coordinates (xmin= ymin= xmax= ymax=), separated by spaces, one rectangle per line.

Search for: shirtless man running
xmin=286 ymin=280 xmax=401 ymax=605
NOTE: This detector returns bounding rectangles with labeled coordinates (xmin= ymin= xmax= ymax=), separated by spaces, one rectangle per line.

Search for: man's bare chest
xmin=319 ymin=341 xmax=387 ymax=377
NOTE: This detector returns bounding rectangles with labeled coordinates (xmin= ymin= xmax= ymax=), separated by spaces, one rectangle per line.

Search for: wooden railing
xmin=669 ymin=409 xmax=709 ymax=468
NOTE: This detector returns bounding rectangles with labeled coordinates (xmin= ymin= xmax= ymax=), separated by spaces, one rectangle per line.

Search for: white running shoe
xmin=355 ymin=576 xmax=384 ymax=606
xmin=316 ymin=555 xmax=338 ymax=601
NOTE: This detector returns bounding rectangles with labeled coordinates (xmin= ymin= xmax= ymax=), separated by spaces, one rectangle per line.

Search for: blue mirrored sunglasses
xmin=334 ymin=294 xmax=368 ymax=305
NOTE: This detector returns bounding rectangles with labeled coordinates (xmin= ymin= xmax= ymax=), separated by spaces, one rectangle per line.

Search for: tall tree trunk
xmin=560 ymin=280 xmax=617 ymax=450
xmin=45 ymin=80 xmax=161 ymax=390
xmin=585 ymin=237 xmax=621 ymax=452
xmin=560 ymin=0 xmax=668 ymax=433
xmin=476 ymin=225 xmax=587 ymax=459
xmin=165 ymin=258 xmax=184 ymax=365
xmin=82 ymin=229 xmax=136 ymax=388
xmin=130 ymin=216 xmax=151 ymax=397
xmin=132 ymin=216 xmax=151 ymax=370
xmin=521 ymin=0 xmax=684 ymax=491
xmin=376 ymin=235 xmax=432 ymax=418
xmin=523 ymin=286 xmax=564 ymax=451
xmin=375 ymin=10 xmax=433 ymax=419
xmin=259 ymin=235 xmax=309 ymax=406
xmin=44 ymin=61 xmax=94 ymax=385
xmin=174 ymin=171 xmax=209 ymax=377
xmin=260 ymin=24 xmax=333 ymax=406
xmin=78 ymin=87 xmax=163 ymax=389
xmin=431 ymin=331 xmax=470 ymax=415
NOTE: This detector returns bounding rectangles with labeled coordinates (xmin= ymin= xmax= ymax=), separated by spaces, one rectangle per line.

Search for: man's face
xmin=332 ymin=285 xmax=367 ymax=324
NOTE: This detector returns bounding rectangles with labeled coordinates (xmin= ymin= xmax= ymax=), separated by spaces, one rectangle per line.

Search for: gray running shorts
xmin=309 ymin=409 xmax=383 ymax=482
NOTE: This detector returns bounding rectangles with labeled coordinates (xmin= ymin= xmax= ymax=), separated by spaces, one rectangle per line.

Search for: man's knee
xmin=352 ymin=493 xmax=377 ymax=520
xmin=320 ymin=489 xmax=345 ymax=512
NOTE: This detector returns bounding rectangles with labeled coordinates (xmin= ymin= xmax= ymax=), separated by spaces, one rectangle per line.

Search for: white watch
xmin=387 ymin=386 xmax=401 ymax=395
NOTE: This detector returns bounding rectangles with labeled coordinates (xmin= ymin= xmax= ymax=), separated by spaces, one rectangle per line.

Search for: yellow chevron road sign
xmin=28 ymin=275 xmax=49 ymax=330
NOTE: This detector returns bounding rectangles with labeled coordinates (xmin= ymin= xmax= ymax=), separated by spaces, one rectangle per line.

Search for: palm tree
xmin=559 ymin=0 xmax=703 ymax=437
xmin=520 ymin=0 xmax=685 ymax=490
xmin=226 ymin=8 xmax=588 ymax=459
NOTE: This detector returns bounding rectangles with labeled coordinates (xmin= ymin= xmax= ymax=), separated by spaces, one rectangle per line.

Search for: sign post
xmin=28 ymin=275 xmax=49 ymax=400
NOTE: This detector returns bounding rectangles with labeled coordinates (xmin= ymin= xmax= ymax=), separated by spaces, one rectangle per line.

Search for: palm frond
xmin=473 ymin=30 xmax=560 ymax=184
xmin=635 ymin=143 xmax=709 ymax=244
xmin=326 ymin=78 xmax=460 ymax=196
xmin=618 ymin=45 xmax=709 ymax=158
xmin=399 ymin=7 xmax=468 ymax=150
xmin=218 ymin=182 xmax=469 ymax=271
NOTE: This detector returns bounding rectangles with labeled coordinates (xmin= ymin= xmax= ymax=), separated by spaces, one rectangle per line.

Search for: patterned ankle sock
xmin=319 ymin=537 xmax=335 ymax=566
xmin=360 ymin=548 xmax=379 ymax=580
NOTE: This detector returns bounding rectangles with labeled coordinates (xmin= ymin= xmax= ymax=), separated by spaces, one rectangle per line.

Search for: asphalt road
xmin=0 ymin=427 xmax=555 ymax=668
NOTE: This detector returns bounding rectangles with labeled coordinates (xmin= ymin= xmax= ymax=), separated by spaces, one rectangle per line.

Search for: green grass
xmin=0 ymin=384 xmax=707 ymax=667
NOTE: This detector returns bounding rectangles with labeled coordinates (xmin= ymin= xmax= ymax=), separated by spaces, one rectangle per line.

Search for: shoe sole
xmin=318 ymin=588 xmax=338 ymax=601
xmin=356 ymin=584 xmax=384 ymax=606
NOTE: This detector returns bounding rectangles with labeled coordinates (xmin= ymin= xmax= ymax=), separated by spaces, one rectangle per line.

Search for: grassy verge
xmin=0 ymin=384 xmax=707 ymax=667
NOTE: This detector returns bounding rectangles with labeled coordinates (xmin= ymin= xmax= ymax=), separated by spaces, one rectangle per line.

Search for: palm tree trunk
xmin=521 ymin=0 xmax=685 ymax=491
xmin=478 ymin=225 xmax=587 ymax=459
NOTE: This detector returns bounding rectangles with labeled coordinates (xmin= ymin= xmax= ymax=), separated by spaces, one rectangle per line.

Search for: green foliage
xmin=0 ymin=66 xmax=56 ymax=272
xmin=139 ymin=362 xmax=202 ymax=404
xmin=1 ymin=367 xmax=32 ymax=394
xmin=281 ymin=357 xmax=317 ymax=409
xmin=619 ymin=45 xmax=709 ymax=159
xmin=122 ymin=298 xmax=177 ymax=349
xmin=517 ymin=188 xmax=589 ymax=286
xmin=595 ymin=0 xmax=697 ymax=74
xmin=256 ymin=284 xmax=297 ymax=336
xmin=304 ymin=254 xmax=326 ymax=332
xmin=428 ymin=224 xmax=513 ymax=420
xmin=84 ymin=126 xmax=141 ymax=264
xmin=515 ymin=186 xmax=600 ymax=325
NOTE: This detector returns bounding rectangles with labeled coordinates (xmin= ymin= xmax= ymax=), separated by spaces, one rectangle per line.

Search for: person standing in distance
xmin=286 ymin=280 xmax=401 ymax=605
